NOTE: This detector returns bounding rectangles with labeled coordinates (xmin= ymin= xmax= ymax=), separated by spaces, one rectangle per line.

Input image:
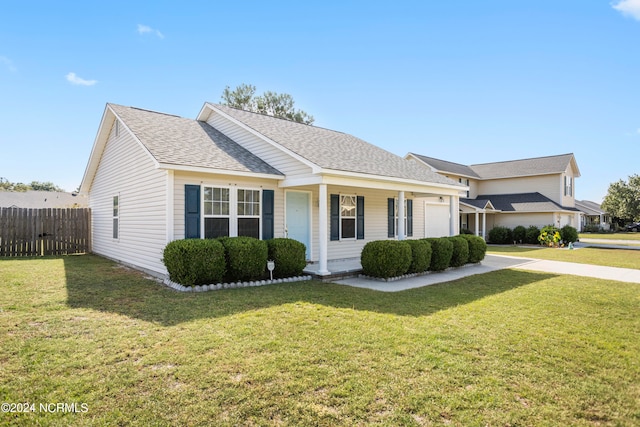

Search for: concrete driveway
xmin=333 ymin=254 xmax=640 ymax=292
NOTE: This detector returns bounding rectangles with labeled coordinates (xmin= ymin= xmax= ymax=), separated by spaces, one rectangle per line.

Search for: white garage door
xmin=425 ymin=203 xmax=450 ymax=237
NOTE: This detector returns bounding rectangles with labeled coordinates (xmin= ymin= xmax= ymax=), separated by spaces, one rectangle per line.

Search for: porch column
xmin=474 ymin=210 xmax=479 ymax=236
xmin=317 ymin=184 xmax=329 ymax=275
xmin=397 ymin=191 xmax=405 ymax=240
xmin=482 ymin=212 xmax=487 ymax=240
xmin=449 ymin=196 xmax=457 ymax=236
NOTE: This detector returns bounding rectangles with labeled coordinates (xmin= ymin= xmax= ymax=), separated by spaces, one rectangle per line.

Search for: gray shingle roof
xmin=211 ymin=104 xmax=461 ymax=186
xmin=109 ymin=104 xmax=283 ymax=176
xmin=470 ymin=153 xmax=576 ymax=179
xmin=408 ymin=153 xmax=481 ymax=178
xmin=409 ymin=153 xmax=577 ymax=180
xmin=575 ymin=200 xmax=604 ymax=215
xmin=0 ymin=191 xmax=87 ymax=208
xmin=468 ymin=192 xmax=580 ymax=212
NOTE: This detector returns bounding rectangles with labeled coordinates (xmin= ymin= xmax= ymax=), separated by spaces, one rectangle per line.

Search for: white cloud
xmin=0 ymin=55 xmax=17 ymax=72
xmin=137 ymin=24 xmax=164 ymax=39
xmin=66 ymin=72 xmax=97 ymax=86
xmin=612 ymin=0 xmax=640 ymax=20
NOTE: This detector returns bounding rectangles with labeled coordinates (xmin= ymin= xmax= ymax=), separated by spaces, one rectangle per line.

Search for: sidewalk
xmin=333 ymin=254 xmax=640 ymax=292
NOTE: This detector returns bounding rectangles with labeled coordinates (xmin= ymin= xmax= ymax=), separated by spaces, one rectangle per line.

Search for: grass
xmin=579 ymin=232 xmax=640 ymax=242
xmin=487 ymin=245 xmax=640 ymax=270
xmin=1 ymin=254 xmax=639 ymax=426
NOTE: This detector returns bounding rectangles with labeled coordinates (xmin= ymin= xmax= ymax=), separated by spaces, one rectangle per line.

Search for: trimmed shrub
xmin=405 ymin=239 xmax=432 ymax=273
xmin=513 ymin=225 xmax=527 ymax=244
xmin=525 ymin=225 xmax=541 ymax=244
xmin=560 ymin=225 xmax=579 ymax=244
xmin=488 ymin=226 xmax=513 ymax=244
xmin=162 ymin=239 xmax=226 ymax=286
xmin=448 ymin=236 xmax=470 ymax=267
xmin=267 ymin=238 xmax=307 ymax=278
xmin=361 ymin=240 xmax=412 ymax=279
xmin=460 ymin=228 xmax=473 ymax=235
xmin=460 ymin=234 xmax=487 ymax=263
xmin=424 ymin=238 xmax=454 ymax=272
xmin=220 ymin=236 xmax=268 ymax=281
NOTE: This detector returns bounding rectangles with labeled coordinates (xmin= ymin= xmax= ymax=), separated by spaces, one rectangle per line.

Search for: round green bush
xmin=220 ymin=236 xmax=268 ymax=281
xmin=424 ymin=238 xmax=454 ymax=271
xmin=560 ymin=225 xmax=579 ymax=244
xmin=267 ymin=238 xmax=307 ymax=278
xmin=162 ymin=239 xmax=226 ymax=286
xmin=460 ymin=234 xmax=487 ymax=263
xmin=513 ymin=225 xmax=526 ymax=244
xmin=361 ymin=240 xmax=411 ymax=279
xmin=488 ymin=226 xmax=513 ymax=244
xmin=405 ymin=239 xmax=432 ymax=273
xmin=525 ymin=225 xmax=540 ymax=244
xmin=448 ymin=236 xmax=470 ymax=267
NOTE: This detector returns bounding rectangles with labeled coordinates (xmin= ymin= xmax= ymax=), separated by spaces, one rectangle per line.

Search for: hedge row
xmin=163 ymin=237 xmax=306 ymax=286
xmin=487 ymin=224 xmax=579 ymax=245
xmin=361 ymin=235 xmax=487 ymax=279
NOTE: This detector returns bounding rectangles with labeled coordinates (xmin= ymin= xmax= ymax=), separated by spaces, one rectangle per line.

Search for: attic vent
xmin=115 ymin=120 xmax=120 ymax=136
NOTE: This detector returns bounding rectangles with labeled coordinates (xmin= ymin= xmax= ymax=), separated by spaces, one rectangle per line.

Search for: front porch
xmin=304 ymin=257 xmax=362 ymax=281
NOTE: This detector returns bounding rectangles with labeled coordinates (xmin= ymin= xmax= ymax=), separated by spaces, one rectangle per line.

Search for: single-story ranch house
xmin=405 ymin=152 xmax=582 ymax=238
xmin=80 ymin=103 xmax=467 ymax=278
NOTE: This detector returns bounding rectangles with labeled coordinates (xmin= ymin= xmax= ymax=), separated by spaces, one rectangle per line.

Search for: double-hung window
xmin=340 ymin=195 xmax=357 ymax=239
xmin=203 ymin=187 xmax=230 ymax=238
xmin=237 ymin=189 xmax=260 ymax=239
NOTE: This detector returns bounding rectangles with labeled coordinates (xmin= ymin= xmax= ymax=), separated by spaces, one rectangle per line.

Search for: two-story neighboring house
xmin=405 ymin=153 xmax=582 ymax=238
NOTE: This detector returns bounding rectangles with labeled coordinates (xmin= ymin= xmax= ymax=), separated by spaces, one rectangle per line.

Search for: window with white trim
xmin=394 ymin=198 xmax=408 ymax=237
xmin=203 ymin=187 xmax=230 ymax=238
xmin=237 ymin=189 xmax=260 ymax=239
xmin=112 ymin=195 xmax=119 ymax=239
xmin=340 ymin=195 xmax=357 ymax=239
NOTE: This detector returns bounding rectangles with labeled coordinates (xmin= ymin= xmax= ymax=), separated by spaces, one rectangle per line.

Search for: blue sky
xmin=1 ymin=1 xmax=639 ymax=202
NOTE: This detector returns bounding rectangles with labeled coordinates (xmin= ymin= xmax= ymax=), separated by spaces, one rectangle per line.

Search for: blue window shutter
xmin=356 ymin=196 xmax=365 ymax=240
xmin=330 ymin=194 xmax=340 ymax=241
xmin=185 ymin=185 xmax=200 ymax=239
xmin=407 ymin=199 xmax=413 ymax=237
xmin=262 ymin=189 xmax=274 ymax=240
xmin=387 ymin=198 xmax=395 ymax=237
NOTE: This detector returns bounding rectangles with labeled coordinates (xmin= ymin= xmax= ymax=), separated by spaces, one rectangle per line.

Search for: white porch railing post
xmin=398 ymin=191 xmax=405 ymax=240
xmin=475 ymin=210 xmax=479 ymax=236
xmin=317 ymin=184 xmax=329 ymax=275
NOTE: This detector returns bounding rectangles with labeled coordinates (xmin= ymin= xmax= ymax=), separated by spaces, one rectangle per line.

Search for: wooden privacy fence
xmin=0 ymin=208 xmax=91 ymax=257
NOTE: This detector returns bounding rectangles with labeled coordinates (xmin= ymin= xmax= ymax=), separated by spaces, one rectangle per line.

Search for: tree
xmin=601 ymin=174 xmax=640 ymax=222
xmin=0 ymin=177 xmax=64 ymax=192
xmin=220 ymin=83 xmax=314 ymax=125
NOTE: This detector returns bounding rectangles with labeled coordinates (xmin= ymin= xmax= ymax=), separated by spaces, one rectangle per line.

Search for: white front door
xmin=286 ymin=191 xmax=311 ymax=260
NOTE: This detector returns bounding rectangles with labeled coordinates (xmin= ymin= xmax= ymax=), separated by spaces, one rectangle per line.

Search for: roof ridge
xmin=470 ymin=153 xmax=573 ymax=167
xmin=410 ymin=153 xmax=472 ymax=168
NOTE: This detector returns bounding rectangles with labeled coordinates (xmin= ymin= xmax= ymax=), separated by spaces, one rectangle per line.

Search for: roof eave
xmin=157 ymin=163 xmax=285 ymax=180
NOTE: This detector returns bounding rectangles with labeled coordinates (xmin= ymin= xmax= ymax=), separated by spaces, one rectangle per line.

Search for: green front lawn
xmin=579 ymin=232 xmax=640 ymax=241
xmin=1 ymin=255 xmax=639 ymax=426
xmin=487 ymin=246 xmax=640 ymax=270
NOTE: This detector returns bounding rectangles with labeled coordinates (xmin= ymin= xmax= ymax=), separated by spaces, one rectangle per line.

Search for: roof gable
xmin=205 ymin=104 xmax=461 ymax=187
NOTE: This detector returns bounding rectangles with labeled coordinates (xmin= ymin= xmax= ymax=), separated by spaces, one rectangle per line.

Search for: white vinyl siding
xmin=477 ymin=175 xmax=560 ymax=204
xmin=89 ymin=121 xmax=168 ymax=275
xmin=206 ymin=113 xmax=313 ymax=177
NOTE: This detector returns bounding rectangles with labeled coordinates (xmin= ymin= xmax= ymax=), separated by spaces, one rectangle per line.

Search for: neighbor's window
xmin=113 ymin=195 xmax=119 ymax=239
xmin=340 ymin=195 xmax=357 ymax=239
xmin=203 ymin=187 xmax=230 ymax=238
xmin=564 ymin=176 xmax=573 ymax=197
xmin=237 ymin=189 xmax=260 ymax=239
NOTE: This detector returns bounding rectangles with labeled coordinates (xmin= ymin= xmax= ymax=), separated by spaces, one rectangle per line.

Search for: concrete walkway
xmin=333 ymin=254 xmax=640 ymax=292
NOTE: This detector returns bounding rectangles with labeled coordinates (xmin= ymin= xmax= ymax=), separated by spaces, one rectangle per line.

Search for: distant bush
xmin=361 ymin=240 xmax=411 ymax=279
xmin=459 ymin=228 xmax=473 ymax=235
xmin=513 ymin=225 xmax=527 ymax=244
xmin=488 ymin=226 xmax=513 ymax=244
xmin=524 ymin=226 xmax=541 ymax=244
xmin=220 ymin=236 xmax=268 ymax=281
xmin=583 ymin=224 xmax=601 ymax=233
xmin=460 ymin=234 xmax=487 ymax=263
xmin=405 ymin=239 xmax=432 ymax=273
xmin=560 ymin=225 xmax=579 ymax=244
xmin=424 ymin=238 xmax=454 ymax=272
xmin=267 ymin=238 xmax=307 ymax=278
xmin=538 ymin=225 xmax=561 ymax=247
xmin=162 ymin=239 xmax=226 ymax=286
xmin=447 ymin=236 xmax=469 ymax=267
